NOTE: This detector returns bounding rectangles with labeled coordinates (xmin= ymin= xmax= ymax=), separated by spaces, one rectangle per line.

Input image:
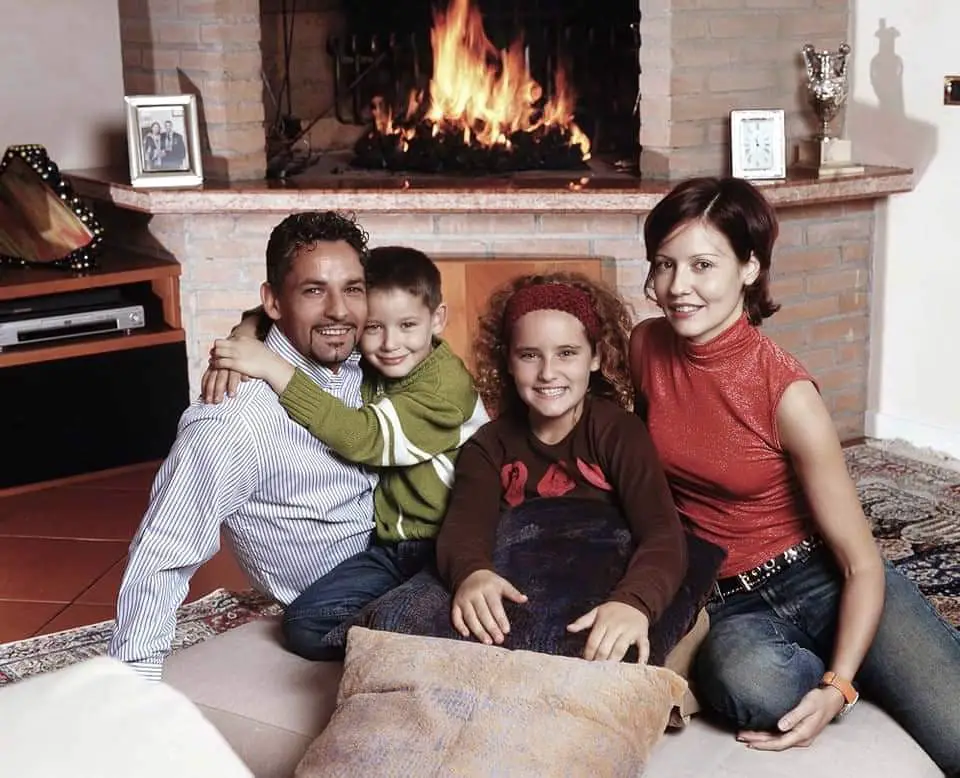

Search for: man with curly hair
xmin=109 ymin=212 xmax=379 ymax=681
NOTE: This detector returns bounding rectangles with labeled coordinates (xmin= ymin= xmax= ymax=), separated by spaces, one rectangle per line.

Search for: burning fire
xmin=370 ymin=0 xmax=590 ymax=161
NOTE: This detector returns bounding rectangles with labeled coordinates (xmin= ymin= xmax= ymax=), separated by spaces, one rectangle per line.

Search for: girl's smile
xmin=507 ymin=308 xmax=600 ymax=445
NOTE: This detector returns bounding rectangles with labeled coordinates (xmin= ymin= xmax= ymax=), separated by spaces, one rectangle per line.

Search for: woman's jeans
xmin=695 ymin=551 xmax=960 ymax=774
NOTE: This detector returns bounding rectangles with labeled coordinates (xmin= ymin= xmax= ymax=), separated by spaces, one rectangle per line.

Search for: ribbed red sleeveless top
xmin=637 ymin=314 xmax=815 ymax=578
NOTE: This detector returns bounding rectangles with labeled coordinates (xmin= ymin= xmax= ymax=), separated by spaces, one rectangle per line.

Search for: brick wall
xmin=118 ymin=0 xmax=267 ymax=181
xmin=98 ymin=201 xmax=873 ymax=440
xmin=640 ymin=0 xmax=850 ymax=178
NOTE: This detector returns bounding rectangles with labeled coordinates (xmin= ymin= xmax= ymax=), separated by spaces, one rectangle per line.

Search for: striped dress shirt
xmin=108 ymin=326 xmax=377 ymax=680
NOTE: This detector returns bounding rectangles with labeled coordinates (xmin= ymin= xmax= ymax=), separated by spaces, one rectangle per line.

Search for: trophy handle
xmin=836 ymin=42 xmax=851 ymax=79
xmin=802 ymin=43 xmax=817 ymax=83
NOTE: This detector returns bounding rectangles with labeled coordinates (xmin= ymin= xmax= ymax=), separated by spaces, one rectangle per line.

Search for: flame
xmin=371 ymin=0 xmax=590 ymax=160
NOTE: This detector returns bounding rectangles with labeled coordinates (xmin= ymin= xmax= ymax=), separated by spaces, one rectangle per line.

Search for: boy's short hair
xmin=365 ymin=246 xmax=442 ymax=311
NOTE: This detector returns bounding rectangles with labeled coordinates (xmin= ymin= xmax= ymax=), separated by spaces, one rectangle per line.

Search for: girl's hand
xmin=567 ymin=601 xmax=650 ymax=662
xmin=211 ymin=337 xmax=295 ymax=394
xmin=451 ymin=570 xmax=528 ymax=646
xmin=736 ymin=685 xmax=846 ymax=751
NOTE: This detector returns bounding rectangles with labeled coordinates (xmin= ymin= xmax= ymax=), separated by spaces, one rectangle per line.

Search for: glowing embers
xmin=353 ymin=0 xmax=591 ymax=173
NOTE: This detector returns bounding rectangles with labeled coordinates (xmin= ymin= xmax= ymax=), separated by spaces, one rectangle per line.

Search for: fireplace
xmin=93 ymin=0 xmax=909 ymax=444
xmin=262 ymin=0 xmax=640 ymax=176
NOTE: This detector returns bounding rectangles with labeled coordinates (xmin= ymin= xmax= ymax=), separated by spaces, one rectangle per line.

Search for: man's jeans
xmin=282 ymin=539 xmax=435 ymax=661
xmin=694 ymin=550 xmax=960 ymax=774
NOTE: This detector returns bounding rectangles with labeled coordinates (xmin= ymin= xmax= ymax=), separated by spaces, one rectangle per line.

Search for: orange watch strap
xmin=820 ymin=671 xmax=858 ymax=705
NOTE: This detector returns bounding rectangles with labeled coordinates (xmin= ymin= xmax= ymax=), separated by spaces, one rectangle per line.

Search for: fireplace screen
xmin=329 ymin=0 xmax=640 ymax=173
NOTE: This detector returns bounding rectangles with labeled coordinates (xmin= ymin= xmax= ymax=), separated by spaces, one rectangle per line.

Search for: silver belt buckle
xmin=737 ymin=571 xmax=753 ymax=592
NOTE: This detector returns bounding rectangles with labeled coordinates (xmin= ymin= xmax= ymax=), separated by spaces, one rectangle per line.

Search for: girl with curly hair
xmin=435 ymin=272 xmax=688 ymax=664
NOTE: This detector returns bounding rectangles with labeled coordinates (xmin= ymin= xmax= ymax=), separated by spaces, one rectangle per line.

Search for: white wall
xmin=848 ymin=1 xmax=960 ymax=459
xmin=0 ymin=0 xmax=126 ymax=169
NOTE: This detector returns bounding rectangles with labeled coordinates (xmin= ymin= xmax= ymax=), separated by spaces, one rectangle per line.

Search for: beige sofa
xmin=159 ymin=616 xmax=941 ymax=778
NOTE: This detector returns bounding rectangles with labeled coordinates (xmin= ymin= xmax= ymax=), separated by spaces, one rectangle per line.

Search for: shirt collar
xmin=264 ymin=324 xmax=362 ymax=387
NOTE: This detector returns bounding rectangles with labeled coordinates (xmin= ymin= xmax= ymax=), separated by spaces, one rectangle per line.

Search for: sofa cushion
xmin=295 ymin=626 xmax=688 ymax=778
xmin=0 ymin=656 xmax=251 ymax=778
xmin=164 ymin=616 xmax=341 ymax=778
xmin=645 ymin=702 xmax=942 ymax=778
xmin=159 ymin=616 xmax=941 ymax=778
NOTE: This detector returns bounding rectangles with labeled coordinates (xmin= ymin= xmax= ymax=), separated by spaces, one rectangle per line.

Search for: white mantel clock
xmin=730 ymin=109 xmax=786 ymax=181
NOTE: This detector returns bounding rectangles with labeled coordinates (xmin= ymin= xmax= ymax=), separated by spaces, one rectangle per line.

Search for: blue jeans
xmin=282 ymin=539 xmax=435 ymax=660
xmin=695 ymin=551 xmax=960 ymax=774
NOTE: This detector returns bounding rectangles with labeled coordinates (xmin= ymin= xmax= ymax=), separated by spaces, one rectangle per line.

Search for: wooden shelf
xmin=0 ymin=325 xmax=185 ymax=368
xmin=0 ymin=251 xmax=184 ymax=368
xmin=0 ymin=252 xmax=180 ymax=301
xmin=0 ymin=248 xmax=189 ymax=489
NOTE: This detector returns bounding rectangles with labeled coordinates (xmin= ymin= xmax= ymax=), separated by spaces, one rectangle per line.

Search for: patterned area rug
xmin=0 ymin=588 xmax=280 ymax=686
xmin=0 ymin=443 xmax=955 ymax=688
xmin=846 ymin=443 xmax=960 ymax=627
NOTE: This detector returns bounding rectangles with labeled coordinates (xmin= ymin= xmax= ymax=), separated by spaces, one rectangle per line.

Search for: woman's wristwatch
xmin=820 ymin=671 xmax=859 ymax=720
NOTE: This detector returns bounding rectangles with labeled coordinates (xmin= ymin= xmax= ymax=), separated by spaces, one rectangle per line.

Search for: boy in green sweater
xmin=211 ymin=246 xmax=488 ymax=659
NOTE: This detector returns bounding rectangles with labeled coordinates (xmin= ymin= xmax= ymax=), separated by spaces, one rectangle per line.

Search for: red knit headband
xmin=503 ymin=283 xmax=602 ymax=342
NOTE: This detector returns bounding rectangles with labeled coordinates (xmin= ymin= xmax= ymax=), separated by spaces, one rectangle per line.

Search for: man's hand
xmin=567 ymin=601 xmax=650 ymax=662
xmin=736 ymin=685 xmax=846 ymax=751
xmin=211 ymin=337 xmax=295 ymax=394
xmin=201 ymin=359 xmax=246 ymax=404
xmin=199 ymin=314 xmax=264 ymax=403
xmin=451 ymin=569 xmax=528 ymax=646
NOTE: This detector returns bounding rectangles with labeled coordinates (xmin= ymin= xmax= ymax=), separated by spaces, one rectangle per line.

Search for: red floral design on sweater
xmin=576 ymin=458 xmax=613 ymax=491
xmin=501 ymin=461 xmax=529 ymax=507
xmin=537 ymin=462 xmax=576 ymax=497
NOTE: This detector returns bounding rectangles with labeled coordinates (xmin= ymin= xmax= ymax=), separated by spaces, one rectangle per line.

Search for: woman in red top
xmin=630 ymin=176 xmax=960 ymax=773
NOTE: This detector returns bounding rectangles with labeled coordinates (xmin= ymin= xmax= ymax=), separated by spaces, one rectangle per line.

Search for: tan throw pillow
xmin=296 ymin=627 xmax=688 ymax=778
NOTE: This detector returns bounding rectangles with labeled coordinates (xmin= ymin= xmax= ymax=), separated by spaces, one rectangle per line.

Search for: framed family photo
xmin=124 ymin=94 xmax=204 ymax=188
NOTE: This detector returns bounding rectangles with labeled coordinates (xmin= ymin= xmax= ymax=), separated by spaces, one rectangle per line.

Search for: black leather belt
xmin=713 ymin=536 xmax=823 ymax=600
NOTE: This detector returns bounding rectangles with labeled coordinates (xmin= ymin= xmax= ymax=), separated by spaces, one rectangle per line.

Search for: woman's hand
xmin=211 ymin=337 xmax=295 ymax=394
xmin=736 ymin=685 xmax=846 ymax=751
xmin=451 ymin=570 xmax=528 ymax=646
xmin=567 ymin=601 xmax=650 ymax=662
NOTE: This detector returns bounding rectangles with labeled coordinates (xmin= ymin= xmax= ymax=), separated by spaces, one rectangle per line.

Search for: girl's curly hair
xmin=473 ymin=271 xmax=635 ymax=419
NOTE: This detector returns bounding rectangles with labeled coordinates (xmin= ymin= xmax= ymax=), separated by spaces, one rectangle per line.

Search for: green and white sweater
xmin=279 ymin=340 xmax=489 ymax=543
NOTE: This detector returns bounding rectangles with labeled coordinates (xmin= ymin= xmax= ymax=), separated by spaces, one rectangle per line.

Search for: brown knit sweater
xmin=435 ymin=396 xmax=687 ymax=622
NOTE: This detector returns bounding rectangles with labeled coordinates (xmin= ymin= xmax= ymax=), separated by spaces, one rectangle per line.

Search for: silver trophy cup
xmin=797 ymin=42 xmax=864 ymax=177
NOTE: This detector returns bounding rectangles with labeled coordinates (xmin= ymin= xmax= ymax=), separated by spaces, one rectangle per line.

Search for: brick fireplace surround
xmin=68 ymin=0 xmax=913 ymax=441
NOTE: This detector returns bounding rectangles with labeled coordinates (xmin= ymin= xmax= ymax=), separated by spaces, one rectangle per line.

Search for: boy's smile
xmin=360 ymin=288 xmax=446 ymax=379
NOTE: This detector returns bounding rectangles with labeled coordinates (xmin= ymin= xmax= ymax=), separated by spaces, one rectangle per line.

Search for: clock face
xmin=730 ymin=110 xmax=785 ymax=180
xmin=741 ymin=119 xmax=774 ymax=171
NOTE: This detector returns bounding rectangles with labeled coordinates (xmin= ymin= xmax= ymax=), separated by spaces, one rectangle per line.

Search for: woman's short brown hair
xmin=643 ymin=176 xmax=781 ymax=325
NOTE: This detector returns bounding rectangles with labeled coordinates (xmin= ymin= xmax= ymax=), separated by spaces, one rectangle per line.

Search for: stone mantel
xmin=66 ymin=166 xmax=914 ymax=215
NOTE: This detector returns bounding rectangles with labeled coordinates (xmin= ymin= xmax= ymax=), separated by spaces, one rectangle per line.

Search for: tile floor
xmin=0 ymin=462 xmax=249 ymax=644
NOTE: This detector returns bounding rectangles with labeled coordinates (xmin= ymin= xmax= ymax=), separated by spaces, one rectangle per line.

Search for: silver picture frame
xmin=124 ymin=94 xmax=204 ymax=188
